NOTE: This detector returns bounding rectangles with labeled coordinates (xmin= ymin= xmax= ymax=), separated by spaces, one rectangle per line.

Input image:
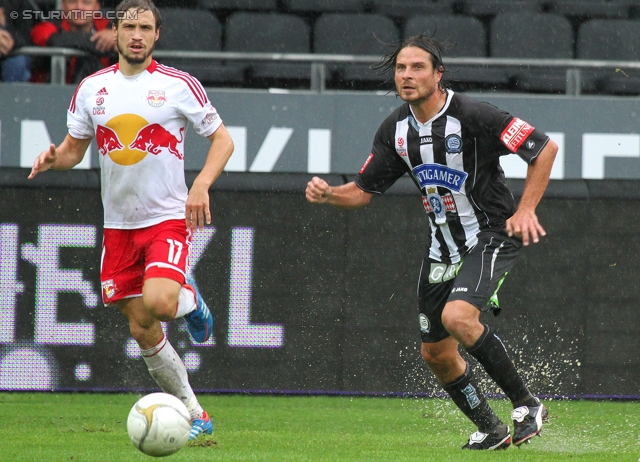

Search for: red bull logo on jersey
xmin=102 ymin=279 xmax=116 ymax=301
xmin=412 ymin=163 xmax=468 ymax=192
xmin=96 ymin=125 xmax=124 ymax=156
xmin=129 ymin=124 xmax=184 ymax=160
xmin=95 ymin=113 xmax=184 ymax=165
xmin=147 ymin=90 xmax=167 ymax=107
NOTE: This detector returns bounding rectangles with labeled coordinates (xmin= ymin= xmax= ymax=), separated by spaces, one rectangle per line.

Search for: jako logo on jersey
xmin=501 ymin=117 xmax=534 ymax=152
xmin=420 ymin=136 xmax=433 ymax=145
xmin=360 ymin=153 xmax=374 ymax=174
xmin=96 ymin=114 xmax=184 ymax=165
xmin=451 ymin=287 xmax=468 ymax=293
xmin=412 ymin=163 xmax=468 ymax=191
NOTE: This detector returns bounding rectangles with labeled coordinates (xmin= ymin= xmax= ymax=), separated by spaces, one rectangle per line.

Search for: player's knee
xmin=441 ymin=301 xmax=476 ymax=336
xmin=144 ymin=292 xmax=177 ymax=322
xmin=420 ymin=343 xmax=453 ymax=367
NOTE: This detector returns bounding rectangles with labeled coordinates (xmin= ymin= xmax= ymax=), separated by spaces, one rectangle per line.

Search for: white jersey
xmin=67 ymin=60 xmax=223 ymax=229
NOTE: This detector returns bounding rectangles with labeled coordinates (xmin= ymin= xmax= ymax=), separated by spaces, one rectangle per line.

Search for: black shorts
xmin=417 ymin=232 xmax=522 ymax=343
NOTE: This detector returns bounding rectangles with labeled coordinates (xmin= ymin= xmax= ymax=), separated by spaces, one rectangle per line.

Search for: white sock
xmin=174 ymin=285 xmax=197 ymax=319
xmin=141 ymin=335 xmax=204 ymax=420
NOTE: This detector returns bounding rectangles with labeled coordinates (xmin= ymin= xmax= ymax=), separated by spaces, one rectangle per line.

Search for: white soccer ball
xmin=127 ymin=392 xmax=192 ymax=457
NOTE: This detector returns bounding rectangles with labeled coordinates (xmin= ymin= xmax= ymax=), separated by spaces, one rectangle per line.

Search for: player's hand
xmin=506 ymin=208 xmax=546 ymax=246
xmin=28 ymin=144 xmax=58 ymax=179
xmin=91 ymin=29 xmax=117 ymax=53
xmin=186 ymin=183 xmax=211 ymax=232
xmin=0 ymin=29 xmax=15 ymax=56
xmin=306 ymin=176 xmax=332 ymax=204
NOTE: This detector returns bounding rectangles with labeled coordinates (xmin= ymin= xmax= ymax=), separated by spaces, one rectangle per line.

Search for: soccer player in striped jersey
xmin=29 ymin=0 xmax=234 ymax=440
xmin=306 ymin=35 xmax=557 ymax=450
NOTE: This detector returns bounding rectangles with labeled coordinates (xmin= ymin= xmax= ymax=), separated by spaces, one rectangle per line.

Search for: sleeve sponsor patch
xmin=202 ymin=111 xmax=219 ymax=126
xmin=500 ymin=117 xmax=535 ymax=152
xmin=359 ymin=153 xmax=374 ymax=174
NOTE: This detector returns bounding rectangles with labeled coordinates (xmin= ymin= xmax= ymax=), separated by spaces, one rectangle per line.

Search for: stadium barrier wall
xmin=4 ymin=83 xmax=640 ymax=180
xmin=1 ymin=168 xmax=638 ymax=399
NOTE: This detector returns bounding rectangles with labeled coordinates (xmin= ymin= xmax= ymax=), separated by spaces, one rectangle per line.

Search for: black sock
xmin=466 ymin=324 xmax=538 ymax=408
xmin=442 ymin=364 xmax=502 ymax=432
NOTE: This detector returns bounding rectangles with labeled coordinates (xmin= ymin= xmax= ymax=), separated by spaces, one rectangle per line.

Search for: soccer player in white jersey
xmin=28 ymin=0 xmax=234 ymax=440
xmin=307 ymin=36 xmax=558 ymax=450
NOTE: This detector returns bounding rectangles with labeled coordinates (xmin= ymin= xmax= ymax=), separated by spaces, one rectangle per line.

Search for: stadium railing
xmin=13 ymin=45 xmax=640 ymax=96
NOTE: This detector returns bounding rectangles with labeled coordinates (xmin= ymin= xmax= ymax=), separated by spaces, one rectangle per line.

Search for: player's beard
xmin=117 ymin=40 xmax=155 ymax=66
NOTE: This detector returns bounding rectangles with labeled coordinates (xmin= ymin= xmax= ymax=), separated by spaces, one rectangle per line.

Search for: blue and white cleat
xmin=183 ymin=275 xmax=214 ymax=343
xmin=189 ymin=410 xmax=213 ymax=440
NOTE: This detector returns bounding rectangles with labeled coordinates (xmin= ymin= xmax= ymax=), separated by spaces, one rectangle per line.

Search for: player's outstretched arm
xmin=306 ymin=176 xmax=373 ymax=209
xmin=28 ymin=134 xmax=92 ymax=179
xmin=186 ymin=124 xmax=234 ymax=231
xmin=506 ymin=139 xmax=558 ymax=246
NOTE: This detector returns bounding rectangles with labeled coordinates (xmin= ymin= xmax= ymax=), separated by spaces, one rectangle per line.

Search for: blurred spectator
xmin=0 ymin=0 xmax=35 ymax=82
xmin=31 ymin=0 xmax=116 ymax=83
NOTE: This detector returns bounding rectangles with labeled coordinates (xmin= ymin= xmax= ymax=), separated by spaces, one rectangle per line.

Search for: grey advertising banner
xmin=1 ymin=175 xmax=639 ymax=398
xmin=2 ymin=83 xmax=640 ymax=179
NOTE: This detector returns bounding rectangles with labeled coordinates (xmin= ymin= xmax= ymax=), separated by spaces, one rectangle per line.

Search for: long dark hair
xmin=372 ymin=34 xmax=448 ymax=92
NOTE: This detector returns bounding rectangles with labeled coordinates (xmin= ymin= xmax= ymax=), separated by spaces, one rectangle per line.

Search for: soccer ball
xmin=127 ymin=392 xmax=192 ymax=457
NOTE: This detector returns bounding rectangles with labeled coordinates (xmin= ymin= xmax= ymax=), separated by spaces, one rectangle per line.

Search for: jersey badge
xmin=412 ymin=163 xmax=468 ymax=192
xmin=102 ymin=279 xmax=116 ymax=300
xmin=147 ymin=90 xmax=167 ymax=107
xmin=445 ymin=134 xmax=463 ymax=153
xmin=419 ymin=313 xmax=430 ymax=333
xmin=202 ymin=112 xmax=219 ymax=126
xmin=501 ymin=117 xmax=534 ymax=152
xmin=93 ymin=96 xmax=106 ymax=115
xmin=422 ymin=191 xmax=456 ymax=215
xmin=396 ymin=137 xmax=407 ymax=156
xmin=426 ymin=187 xmax=447 ymax=224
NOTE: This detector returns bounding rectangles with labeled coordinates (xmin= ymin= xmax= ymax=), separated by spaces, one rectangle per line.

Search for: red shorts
xmin=100 ymin=219 xmax=192 ymax=305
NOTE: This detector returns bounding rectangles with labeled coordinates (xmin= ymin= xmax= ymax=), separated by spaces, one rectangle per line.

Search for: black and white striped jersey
xmin=355 ymin=89 xmax=550 ymax=264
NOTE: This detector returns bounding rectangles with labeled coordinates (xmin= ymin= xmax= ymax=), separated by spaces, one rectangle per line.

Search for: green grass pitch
xmin=0 ymin=393 xmax=638 ymax=461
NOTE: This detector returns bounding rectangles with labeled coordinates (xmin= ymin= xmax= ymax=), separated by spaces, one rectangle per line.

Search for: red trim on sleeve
xmin=155 ymin=64 xmax=208 ymax=107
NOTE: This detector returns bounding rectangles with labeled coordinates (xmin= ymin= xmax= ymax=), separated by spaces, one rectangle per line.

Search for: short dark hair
xmin=372 ymin=34 xmax=448 ymax=92
xmin=114 ymin=0 xmax=162 ymax=30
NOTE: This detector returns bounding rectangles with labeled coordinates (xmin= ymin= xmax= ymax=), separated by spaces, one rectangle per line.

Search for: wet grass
xmin=0 ymin=393 xmax=637 ymax=461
